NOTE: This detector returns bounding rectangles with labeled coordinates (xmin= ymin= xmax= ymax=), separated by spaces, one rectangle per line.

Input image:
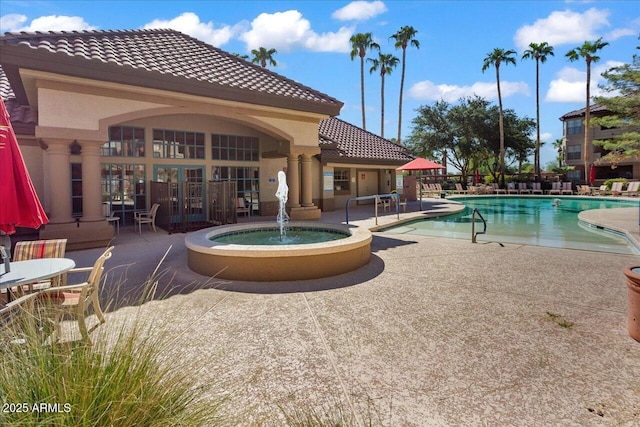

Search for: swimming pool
xmin=383 ymin=196 xmax=639 ymax=254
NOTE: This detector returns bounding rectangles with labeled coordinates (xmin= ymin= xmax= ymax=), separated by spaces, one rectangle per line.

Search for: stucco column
xmin=80 ymin=141 xmax=105 ymax=222
xmin=286 ymin=153 xmax=300 ymax=208
xmin=300 ymin=153 xmax=313 ymax=207
xmin=45 ymin=140 xmax=75 ymax=224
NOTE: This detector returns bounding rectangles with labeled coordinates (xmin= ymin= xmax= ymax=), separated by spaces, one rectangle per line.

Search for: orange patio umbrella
xmin=0 ymin=99 xmax=48 ymax=235
xmin=396 ymin=157 xmax=445 ymax=209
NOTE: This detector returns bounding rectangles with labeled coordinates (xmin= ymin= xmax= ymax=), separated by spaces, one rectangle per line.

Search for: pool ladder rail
xmin=471 ymin=208 xmax=487 ymax=243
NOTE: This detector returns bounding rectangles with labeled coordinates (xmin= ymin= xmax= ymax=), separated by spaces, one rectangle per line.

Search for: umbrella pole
xmin=419 ymin=171 xmax=423 ymax=210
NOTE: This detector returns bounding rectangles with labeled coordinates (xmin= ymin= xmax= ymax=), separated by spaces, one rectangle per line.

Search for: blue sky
xmin=1 ymin=0 xmax=638 ymax=168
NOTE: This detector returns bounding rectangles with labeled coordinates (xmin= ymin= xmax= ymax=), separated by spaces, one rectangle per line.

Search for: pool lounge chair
xmin=518 ymin=183 xmax=531 ymax=194
xmin=611 ymin=182 xmax=624 ymax=196
xmin=507 ymin=182 xmax=518 ymax=194
xmin=547 ymin=182 xmax=562 ymax=195
xmin=577 ymin=185 xmax=591 ymax=195
xmin=452 ymin=183 xmax=469 ymax=194
xmin=530 ymin=182 xmax=543 ymax=195
xmin=621 ymin=181 xmax=639 ymax=197
xmin=490 ymin=183 xmax=506 ymax=194
xmin=561 ymin=182 xmax=574 ymax=195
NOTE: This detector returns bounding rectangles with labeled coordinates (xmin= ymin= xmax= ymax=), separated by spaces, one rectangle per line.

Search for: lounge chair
xmin=135 ymin=203 xmax=160 ymax=234
xmin=453 ymin=183 xmax=469 ymax=194
xmin=530 ymin=182 xmax=543 ymax=195
xmin=37 ymin=246 xmax=114 ymax=344
xmin=561 ymin=182 xmax=574 ymax=195
xmin=518 ymin=183 xmax=531 ymax=194
xmin=593 ymin=185 xmax=608 ymax=196
xmin=577 ymin=185 xmax=591 ymax=196
xmin=547 ymin=182 xmax=562 ymax=195
xmin=621 ymin=181 xmax=639 ymax=197
xmin=611 ymin=182 xmax=624 ymax=196
xmin=506 ymin=182 xmax=518 ymax=194
xmin=491 ymin=183 xmax=506 ymax=194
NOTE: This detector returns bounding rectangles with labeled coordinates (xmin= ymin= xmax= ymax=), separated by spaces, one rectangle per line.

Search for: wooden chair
xmin=37 ymin=246 xmax=114 ymax=344
xmin=236 ymin=197 xmax=250 ymax=216
xmin=135 ymin=203 xmax=160 ymax=234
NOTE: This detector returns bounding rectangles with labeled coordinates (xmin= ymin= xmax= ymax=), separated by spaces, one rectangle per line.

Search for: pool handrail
xmin=346 ymin=193 xmax=400 ymax=225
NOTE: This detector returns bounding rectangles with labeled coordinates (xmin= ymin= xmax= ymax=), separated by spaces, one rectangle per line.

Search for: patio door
xmin=357 ymin=170 xmax=379 ymax=205
xmin=153 ymin=165 xmax=205 ymax=224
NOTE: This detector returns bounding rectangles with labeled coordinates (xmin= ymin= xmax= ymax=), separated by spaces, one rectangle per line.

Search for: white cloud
xmin=332 ymin=1 xmax=388 ymax=21
xmin=545 ymin=60 xmax=623 ymax=102
xmin=540 ymin=132 xmax=553 ymax=141
xmin=408 ymin=80 xmax=529 ymax=102
xmin=0 ymin=13 xmax=96 ymax=32
xmin=142 ymin=12 xmax=237 ymax=47
xmin=240 ymin=10 xmax=352 ymax=53
xmin=605 ymin=27 xmax=638 ymax=41
xmin=514 ymin=8 xmax=610 ymax=51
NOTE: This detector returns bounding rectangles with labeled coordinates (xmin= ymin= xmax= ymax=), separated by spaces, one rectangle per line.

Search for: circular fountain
xmin=185 ymin=172 xmax=372 ymax=281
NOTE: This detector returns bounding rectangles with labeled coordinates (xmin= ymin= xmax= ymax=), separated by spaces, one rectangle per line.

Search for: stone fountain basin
xmin=185 ymin=221 xmax=372 ymax=281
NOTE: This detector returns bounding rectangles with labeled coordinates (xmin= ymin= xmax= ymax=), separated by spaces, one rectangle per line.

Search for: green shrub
xmin=603 ymin=177 xmax=628 ymax=190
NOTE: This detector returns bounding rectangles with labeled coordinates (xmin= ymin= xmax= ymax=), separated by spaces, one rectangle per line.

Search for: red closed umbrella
xmin=0 ymin=99 xmax=48 ymax=235
xmin=589 ymin=163 xmax=596 ymax=184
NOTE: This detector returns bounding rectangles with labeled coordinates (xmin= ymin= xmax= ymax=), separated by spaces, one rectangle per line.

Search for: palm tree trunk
xmin=496 ymin=67 xmax=505 ymax=188
xmin=584 ymin=59 xmax=591 ymax=184
xmin=397 ymin=47 xmax=407 ymax=144
xmin=360 ymin=56 xmax=366 ymax=130
xmin=381 ymin=72 xmax=385 ymax=138
xmin=535 ymin=58 xmax=540 ymax=182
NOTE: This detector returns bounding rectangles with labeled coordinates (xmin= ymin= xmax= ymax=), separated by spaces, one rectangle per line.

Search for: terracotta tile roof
xmin=319 ymin=117 xmax=414 ymax=164
xmin=0 ymin=67 xmax=37 ymax=130
xmin=560 ymin=104 xmax=608 ymax=120
xmin=0 ymin=29 xmax=342 ymax=115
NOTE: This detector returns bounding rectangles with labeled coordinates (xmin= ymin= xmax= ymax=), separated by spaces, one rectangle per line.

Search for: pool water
xmin=383 ymin=196 xmax=639 ymax=254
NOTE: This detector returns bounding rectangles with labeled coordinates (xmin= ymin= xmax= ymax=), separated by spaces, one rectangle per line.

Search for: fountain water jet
xmin=275 ymin=171 xmax=289 ymax=241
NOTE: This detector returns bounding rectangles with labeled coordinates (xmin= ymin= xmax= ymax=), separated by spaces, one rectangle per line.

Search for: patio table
xmin=1 ymin=258 xmax=75 ymax=301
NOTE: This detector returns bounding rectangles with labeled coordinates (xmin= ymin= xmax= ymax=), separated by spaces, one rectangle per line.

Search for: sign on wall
xmin=323 ymin=172 xmax=334 ymax=191
xmin=396 ymin=175 xmax=404 ymax=194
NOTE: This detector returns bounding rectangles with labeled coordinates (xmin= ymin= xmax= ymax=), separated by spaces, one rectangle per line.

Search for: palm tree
xmin=250 ymin=47 xmax=277 ymax=68
xmin=368 ymin=52 xmax=399 ymax=138
xmin=566 ymin=37 xmax=609 ymax=184
xmin=390 ymin=26 xmax=420 ymax=145
xmin=482 ymin=48 xmax=517 ymax=187
xmin=522 ymin=42 xmax=554 ymax=183
xmin=350 ymin=33 xmax=380 ymax=130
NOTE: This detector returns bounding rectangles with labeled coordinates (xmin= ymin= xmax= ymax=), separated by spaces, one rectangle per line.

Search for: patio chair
xmin=621 ymin=181 xmax=639 ymax=197
xmin=530 ymin=182 xmax=543 ymax=195
xmin=518 ymin=183 xmax=531 ymax=194
xmin=102 ymin=203 xmax=120 ymax=234
xmin=547 ymin=182 xmax=562 ymax=195
xmin=593 ymin=184 xmax=608 ymax=196
xmin=561 ymin=182 xmax=574 ymax=195
xmin=9 ymin=239 xmax=67 ymax=295
xmin=37 ymin=246 xmax=113 ymax=344
xmin=577 ymin=185 xmax=591 ymax=196
xmin=376 ymin=195 xmax=390 ymax=212
xmin=453 ymin=183 xmax=469 ymax=194
xmin=491 ymin=183 xmax=506 ymax=194
xmin=236 ymin=197 xmax=250 ymax=216
xmin=507 ymin=182 xmax=518 ymax=194
xmin=134 ymin=203 xmax=160 ymax=234
xmin=611 ymin=182 xmax=624 ymax=196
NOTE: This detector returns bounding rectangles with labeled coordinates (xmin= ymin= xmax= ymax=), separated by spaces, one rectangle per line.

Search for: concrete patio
xmin=65 ymin=198 xmax=640 ymax=426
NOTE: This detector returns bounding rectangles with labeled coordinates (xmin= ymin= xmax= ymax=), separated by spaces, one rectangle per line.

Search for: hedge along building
xmin=0 ymin=29 xmax=413 ymax=249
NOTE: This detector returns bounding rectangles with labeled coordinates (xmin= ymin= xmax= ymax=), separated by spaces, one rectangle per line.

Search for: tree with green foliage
xmin=566 ymin=37 xmax=609 ymax=182
xmin=591 ymin=41 xmax=640 ymax=166
xmin=482 ymin=48 xmax=517 ymax=187
xmin=522 ymin=42 xmax=554 ymax=182
xmin=350 ymin=33 xmax=380 ymax=130
xmin=250 ymin=47 xmax=277 ymax=68
xmin=368 ymin=52 xmax=399 ymax=138
xmin=390 ymin=26 xmax=420 ymax=145
xmin=407 ymin=96 xmax=534 ymax=184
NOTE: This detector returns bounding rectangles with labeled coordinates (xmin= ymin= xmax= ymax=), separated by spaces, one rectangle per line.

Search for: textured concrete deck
xmin=66 ymin=198 xmax=640 ymax=426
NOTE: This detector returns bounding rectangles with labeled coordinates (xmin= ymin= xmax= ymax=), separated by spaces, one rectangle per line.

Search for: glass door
xmin=154 ymin=165 xmax=205 ymax=224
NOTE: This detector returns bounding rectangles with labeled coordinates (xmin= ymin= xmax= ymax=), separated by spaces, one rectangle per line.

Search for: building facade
xmin=560 ymin=104 xmax=639 ymax=183
xmin=1 ymin=29 xmax=411 ymax=249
